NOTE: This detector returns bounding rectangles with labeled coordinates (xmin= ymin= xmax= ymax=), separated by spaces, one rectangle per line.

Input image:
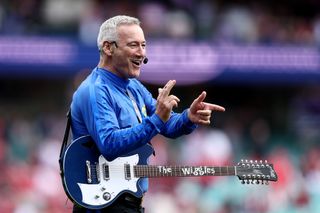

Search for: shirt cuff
xmin=182 ymin=109 xmax=198 ymax=128
xmin=148 ymin=113 xmax=165 ymax=132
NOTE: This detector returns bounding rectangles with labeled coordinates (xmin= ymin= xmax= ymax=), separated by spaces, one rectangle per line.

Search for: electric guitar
xmin=61 ymin=135 xmax=278 ymax=209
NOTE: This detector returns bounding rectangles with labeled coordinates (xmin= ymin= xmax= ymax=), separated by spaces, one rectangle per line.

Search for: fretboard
xmin=134 ymin=165 xmax=236 ymax=178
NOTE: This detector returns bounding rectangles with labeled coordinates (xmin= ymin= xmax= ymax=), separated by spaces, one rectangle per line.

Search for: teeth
xmin=132 ymin=60 xmax=141 ymax=65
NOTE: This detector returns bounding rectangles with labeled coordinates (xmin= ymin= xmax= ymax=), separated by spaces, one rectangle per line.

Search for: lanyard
xmin=126 ymin=89 xmax=142 ymax=123
xmin=127 ymin=89 xmax=155 ymax=156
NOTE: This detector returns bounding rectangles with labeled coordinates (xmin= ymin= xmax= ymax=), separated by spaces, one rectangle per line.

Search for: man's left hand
xmin=188 ymin=91 xmax=225 ymax=125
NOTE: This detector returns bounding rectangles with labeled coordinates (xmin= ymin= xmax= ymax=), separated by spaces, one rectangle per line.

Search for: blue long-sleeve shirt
xmin=70 ymin=67 xmax=197 ymax=198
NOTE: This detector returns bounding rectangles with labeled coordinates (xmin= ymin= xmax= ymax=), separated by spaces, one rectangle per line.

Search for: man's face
xmin=112 ymin=24 xmax=146 ymax=79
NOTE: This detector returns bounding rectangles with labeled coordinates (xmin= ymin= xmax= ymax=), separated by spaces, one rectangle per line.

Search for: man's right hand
xmin=155 ymin=80 xmax=180 ymax=122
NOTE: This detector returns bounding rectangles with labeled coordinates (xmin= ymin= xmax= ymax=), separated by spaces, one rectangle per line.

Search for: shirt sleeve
xmin=86 ymin=83 xmax=165 ymax=161
xmin=161 ymin=109 xmax=198 ymax=138
xmin=139 ymin=82 xmax=198 ymax=138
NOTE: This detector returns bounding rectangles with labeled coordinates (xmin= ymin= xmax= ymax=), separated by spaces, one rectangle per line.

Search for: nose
xmin=135 ymin=45 xmax=146 ymax=58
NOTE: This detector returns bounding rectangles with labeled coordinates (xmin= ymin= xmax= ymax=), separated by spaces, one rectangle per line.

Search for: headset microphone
xmin=143 ymin=57 xmax=148 ymax=64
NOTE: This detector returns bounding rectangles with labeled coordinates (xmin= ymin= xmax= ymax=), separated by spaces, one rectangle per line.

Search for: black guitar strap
xmin=59 ymin=109 xmax=71 ymax=179
xmin=58 ymin=109 xmax=78 ymax=204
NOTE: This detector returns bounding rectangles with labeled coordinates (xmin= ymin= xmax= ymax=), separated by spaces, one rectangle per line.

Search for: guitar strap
xmin=58 ymin=109 xmax=71 ymax=179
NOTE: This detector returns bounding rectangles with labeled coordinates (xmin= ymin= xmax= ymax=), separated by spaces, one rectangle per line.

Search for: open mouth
xmin=131 ymin=59 xmax=142 ymax=67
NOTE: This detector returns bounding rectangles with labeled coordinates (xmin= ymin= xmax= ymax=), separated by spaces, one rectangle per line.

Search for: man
xmin=70 ymin=15 xmax=225 ymax=213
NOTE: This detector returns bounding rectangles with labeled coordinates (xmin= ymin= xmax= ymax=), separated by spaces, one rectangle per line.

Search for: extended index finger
xmin=203 ymin=102 xmax=225 ymax=112
xmin=161 ymin=80 xmax=176 ymax=96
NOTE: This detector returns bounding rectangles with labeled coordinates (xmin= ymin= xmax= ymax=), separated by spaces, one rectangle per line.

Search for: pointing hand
xmin=188 ymin=91 xmax=225 ymax=125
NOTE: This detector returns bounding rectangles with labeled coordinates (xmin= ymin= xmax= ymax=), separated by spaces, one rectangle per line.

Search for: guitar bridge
xmin=86 ymin=160 xmax=99 ymax=183
xmin=86 ymin=160 xmax=92 ymax=183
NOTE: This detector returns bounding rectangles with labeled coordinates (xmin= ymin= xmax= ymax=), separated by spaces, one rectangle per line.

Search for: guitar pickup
xmin=103 ymin=163 xmax=110 ymax=180
xmin=124 ymin=164 xmax=131 ymax=180
xmin=95 ymin=163 xmax=100 ymax=183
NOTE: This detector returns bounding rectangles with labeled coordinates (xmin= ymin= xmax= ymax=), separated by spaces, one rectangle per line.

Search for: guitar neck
xmin=134 ymin=165 xmax=236 ymax=178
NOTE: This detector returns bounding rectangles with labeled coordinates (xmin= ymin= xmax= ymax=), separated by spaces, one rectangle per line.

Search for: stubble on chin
xmin=128 ymin=67 xmax=141 ymax=78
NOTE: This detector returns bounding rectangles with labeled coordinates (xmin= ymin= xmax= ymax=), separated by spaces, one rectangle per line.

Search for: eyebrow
xmin=127 ymin=41 xmax=146 ymax=45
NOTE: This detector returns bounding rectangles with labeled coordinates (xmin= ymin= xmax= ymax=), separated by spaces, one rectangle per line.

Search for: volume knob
xmin=103 ymin=192 xmax=111 ymax=201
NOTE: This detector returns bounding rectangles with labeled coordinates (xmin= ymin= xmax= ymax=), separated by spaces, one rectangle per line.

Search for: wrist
xmin=187 ymin=108 xmax=191 ymax=120
xmin=185 ymin=109 xmax=195 ymax=124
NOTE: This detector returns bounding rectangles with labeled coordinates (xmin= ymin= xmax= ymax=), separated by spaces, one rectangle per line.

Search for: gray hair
xmin=97 ymin=15 xmax=141 ymax=50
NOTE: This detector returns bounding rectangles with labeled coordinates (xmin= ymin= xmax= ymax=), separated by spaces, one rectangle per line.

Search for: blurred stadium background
xmin=1 ymin=0 xmax=320 ymax=212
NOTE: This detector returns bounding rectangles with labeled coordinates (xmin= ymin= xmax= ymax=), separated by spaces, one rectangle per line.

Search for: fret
xmin=134 ymin=165 xmax=236 ymax=178
xmin=221 ymin=167 xmax=226 ymax=176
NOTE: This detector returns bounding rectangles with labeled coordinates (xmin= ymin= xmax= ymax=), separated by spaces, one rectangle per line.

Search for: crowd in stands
xmin=1 ymin=0 xmax=320 ymax=45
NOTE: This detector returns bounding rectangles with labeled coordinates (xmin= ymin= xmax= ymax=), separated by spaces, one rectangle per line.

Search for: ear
xmin=102 ymin=42 xmax=113 ymax=56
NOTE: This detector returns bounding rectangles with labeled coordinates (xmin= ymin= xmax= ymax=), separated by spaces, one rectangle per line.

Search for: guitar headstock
xmin=236 ymin=159 xmax=278 ymax=185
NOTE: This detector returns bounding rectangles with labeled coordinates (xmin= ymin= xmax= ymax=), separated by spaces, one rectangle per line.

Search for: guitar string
xmin=92 ymin=166 xmax=235 ymax=176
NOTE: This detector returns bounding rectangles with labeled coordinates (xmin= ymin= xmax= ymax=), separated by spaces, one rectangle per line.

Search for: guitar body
xmin=62 ymin=135 xmax=154 ymax=209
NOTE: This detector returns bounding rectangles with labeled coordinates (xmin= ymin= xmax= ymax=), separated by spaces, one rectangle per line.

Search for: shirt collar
xmin=95 ymin=67 xmax=130 ymax=90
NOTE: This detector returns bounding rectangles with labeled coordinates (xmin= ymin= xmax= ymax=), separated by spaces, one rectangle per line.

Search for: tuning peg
xmin=256 ymin=180 xmax=260 ymax=184
xmin=240 ymin=159 xmax=245 ymax=166
xmin=265 ymin=181 xmax=269 ymax=185
xmin=241 ymin=180 xmax=245 ymax=184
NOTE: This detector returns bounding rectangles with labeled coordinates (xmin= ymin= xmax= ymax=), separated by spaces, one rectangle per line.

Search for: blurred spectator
xmin=180 ymin=127 xmax=232 ymax=166
xmin=248 ymin=117 xmax=271 ymax=158
xmin=42 ymin=0 xmax=87 ymax=33
xmin=1 ymin=0 xmax=43 ymax=35
xmin=164 ymin=10 xmax=195 ymax=39
xmin=313 ymin=15 xmax=320 ymax=46
xmin=289 ymin=86 xmax=320 ymax=148
xmin=0 ymin=4 xmax=4 ymax=31
xmin=216 ymin=5 xmax=258 ymax=43
xmin=193 ymin=0 xmax=217 ymax=39
xmin=138 ymin=2 xmax=167 ymax=38
xmin=78 ymin=0 xmax=104 ymax=46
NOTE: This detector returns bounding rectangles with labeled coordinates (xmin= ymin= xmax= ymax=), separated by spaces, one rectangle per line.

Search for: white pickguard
xmin=78 ymin=154 xmax=139 ymax=206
